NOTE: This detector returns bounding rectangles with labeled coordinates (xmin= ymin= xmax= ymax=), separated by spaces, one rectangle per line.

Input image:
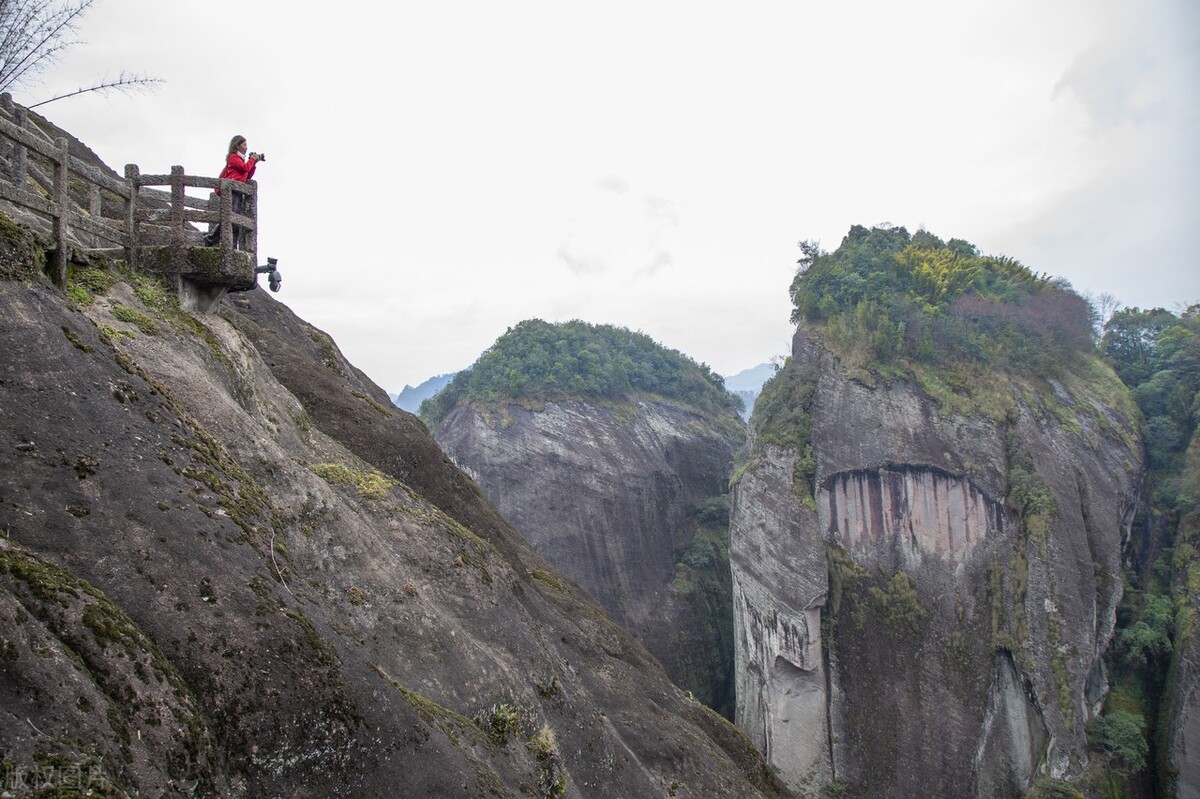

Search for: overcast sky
xmin=19 ymin=0 xmax=1199 ymax=392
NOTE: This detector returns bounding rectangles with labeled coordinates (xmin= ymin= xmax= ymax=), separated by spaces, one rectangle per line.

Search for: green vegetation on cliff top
xmin=420 ymin=319 xmax=743 ymax=427
xmin=751 ymin=224 xmax=1124 ymax=500
xmin=791 ymin=224 xmax=1095 ymax=379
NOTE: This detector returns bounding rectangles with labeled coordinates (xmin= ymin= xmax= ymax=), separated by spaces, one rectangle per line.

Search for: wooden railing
xmin=0 ymin=93 xmax=256 ymax=285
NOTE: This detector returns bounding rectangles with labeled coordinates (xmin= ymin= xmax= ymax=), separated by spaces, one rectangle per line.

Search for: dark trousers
xmin=202 ymin=192 xmax=247 ymax=248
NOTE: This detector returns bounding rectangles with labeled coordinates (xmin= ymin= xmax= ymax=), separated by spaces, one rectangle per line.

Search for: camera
xmin=251 ymin=152 xmax=267 ymax=162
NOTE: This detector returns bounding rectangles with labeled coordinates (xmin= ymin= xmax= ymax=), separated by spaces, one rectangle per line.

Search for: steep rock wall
xmin=1168 ymin=633 xmax=1200 ymax=797
xmin=732 ymin=444 xmax=829 ymax=789
xmin=731 ymin=325 xmax=1141 ymax=798
xmin=435 ymin=397 xmax=743 ymax=716
xmin=1165 ymin=512 xmax=1200 ymax=798
xmin=0 ymin=265 xmax=790 ymax=798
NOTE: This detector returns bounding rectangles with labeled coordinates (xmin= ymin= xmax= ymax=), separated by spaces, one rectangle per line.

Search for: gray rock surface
xmin=435 ymin=396 xmax=744 ymax=717
xmin=0 ymin=255 xmax=791 ymax=798
xmin=731 ymin=324 xmax=1142 ymax=798
xmin=1167 ymin=568 xmax=1200 ymax=798
xmin=731 ymin=443 xmax=829 ymax=790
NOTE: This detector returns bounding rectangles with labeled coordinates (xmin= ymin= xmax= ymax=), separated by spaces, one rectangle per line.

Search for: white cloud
xmin=595 ymin=175 xmax=630 ymax=195
xmin=556 ymin=241 xmax=606 ymax=276
xmin=554 ymin=178 xmax=681 ymax=281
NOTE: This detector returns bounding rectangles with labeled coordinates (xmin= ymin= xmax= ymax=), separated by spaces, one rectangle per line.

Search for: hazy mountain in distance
xmin=723 ymin=362 xmax=775 ymax=421
xmin=390 ymin=372 xmax=457 ymax=412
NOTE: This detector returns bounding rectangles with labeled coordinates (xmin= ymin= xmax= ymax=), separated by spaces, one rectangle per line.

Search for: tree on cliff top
xmin=1104 ymin=305 xmax=1200 ymax=472
xmin=420 ymin=319 xmax=743 ymax=427
xmin=790 ymin=224 xmax=1095 ymax=376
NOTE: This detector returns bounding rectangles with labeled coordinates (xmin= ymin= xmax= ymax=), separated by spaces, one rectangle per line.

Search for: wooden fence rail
xmin=0 ymin=93 xmax=256 ymax=286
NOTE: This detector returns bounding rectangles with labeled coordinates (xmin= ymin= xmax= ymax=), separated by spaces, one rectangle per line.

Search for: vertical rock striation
xmin=823 ymin=464 xmax=1004 ymax=566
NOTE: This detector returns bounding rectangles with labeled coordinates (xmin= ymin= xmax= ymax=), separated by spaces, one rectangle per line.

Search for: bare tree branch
xmin=27 ymin=71 xmax=161 ymax=108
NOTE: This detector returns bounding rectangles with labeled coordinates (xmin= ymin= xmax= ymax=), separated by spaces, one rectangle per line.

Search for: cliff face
xmin=1169 ymin=621 xmax=1200 ymax=798
xmin=435 ymin=397 xmax=744 ymax=717
xmin=1164 ymin=434 xmax=1200 ymax=798
xmin=0 ymin=245 xmax=788 ymax=797
xmin=731 ymin=325 xmax=1142 ymax=798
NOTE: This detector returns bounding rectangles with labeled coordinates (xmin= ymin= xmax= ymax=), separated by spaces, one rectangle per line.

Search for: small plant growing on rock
xmin=474 ymin=702 xmax=522 ymax=747
xmin=111 ymin=303 xmax=159 ymax=336
xmin=61 ymin=324 xmax=93 ymax=352
xmin=355 ymin=470 xmax=393 ymax=500
xmin=822 ymin=780 xmax=851 ymax=799
xmin=528 ymin=724 xmax=567 ymax=797
xmin=533 ymin=673 xmax=560 ymax=699
xmin=308 ymin=462 xmax=396 ymax=500
xmin=97 ymin=323 xmax=133 ymax=344
xmin=66 ymin=266 xmax=116 ymax=306
xmin=849 ymin=570 xmax=928 ymax=638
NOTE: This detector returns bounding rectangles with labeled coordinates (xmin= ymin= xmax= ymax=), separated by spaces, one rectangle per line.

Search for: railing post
xmin=246 ymin=179 xmax=258 ymax=257
xmin=125 ymin=164 xmax=140 ymax=270
xmin=10 ymin=108 xmax=28 ymax=186
xmin=89 ymin=184 xmax=102 ymax=219
xmin=219 ymin=178 xmax=234 ymax=272
xmin=170 ymin=165 xmax=186 ymax=270
xmin=52 ymin=137 xmax=69 ymax=286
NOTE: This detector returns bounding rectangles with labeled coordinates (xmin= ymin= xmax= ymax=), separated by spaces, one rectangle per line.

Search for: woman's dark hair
xmin=227 ymin=135 xmax=246 ymax=155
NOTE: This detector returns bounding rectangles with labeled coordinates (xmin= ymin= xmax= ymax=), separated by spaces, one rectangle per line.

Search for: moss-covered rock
xmin=0 ymin=210 xmax=45 ymax=281
xmin=136 ymin=245 xmax=256 ymax=289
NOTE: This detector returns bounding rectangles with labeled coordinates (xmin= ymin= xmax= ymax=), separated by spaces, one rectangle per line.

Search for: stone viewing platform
xmin=0 ymin=93 xmax=271 ymax=313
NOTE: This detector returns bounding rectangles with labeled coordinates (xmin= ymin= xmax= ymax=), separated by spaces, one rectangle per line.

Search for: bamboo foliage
xmin=0 ymin=0 xmax=159 ymax=107
xmin=0 ymin=0 xmax=96 ymax=94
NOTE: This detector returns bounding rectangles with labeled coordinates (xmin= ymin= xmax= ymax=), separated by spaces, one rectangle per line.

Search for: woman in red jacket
xmin=203 ymin=135 xmax=263 ymax=247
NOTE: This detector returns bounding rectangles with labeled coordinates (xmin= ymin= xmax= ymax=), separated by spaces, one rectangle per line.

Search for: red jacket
xmin=219 ymin=152 xmax=257 ymax=183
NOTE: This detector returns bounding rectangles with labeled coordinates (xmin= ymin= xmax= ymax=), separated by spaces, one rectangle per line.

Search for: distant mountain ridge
xmin=390 ymin=372 xmax=457 ymax=412
xmin=724 ymin=363 xmax=774 ymax=421
xmin=724 ymin=363 xmax=775 ymax=391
